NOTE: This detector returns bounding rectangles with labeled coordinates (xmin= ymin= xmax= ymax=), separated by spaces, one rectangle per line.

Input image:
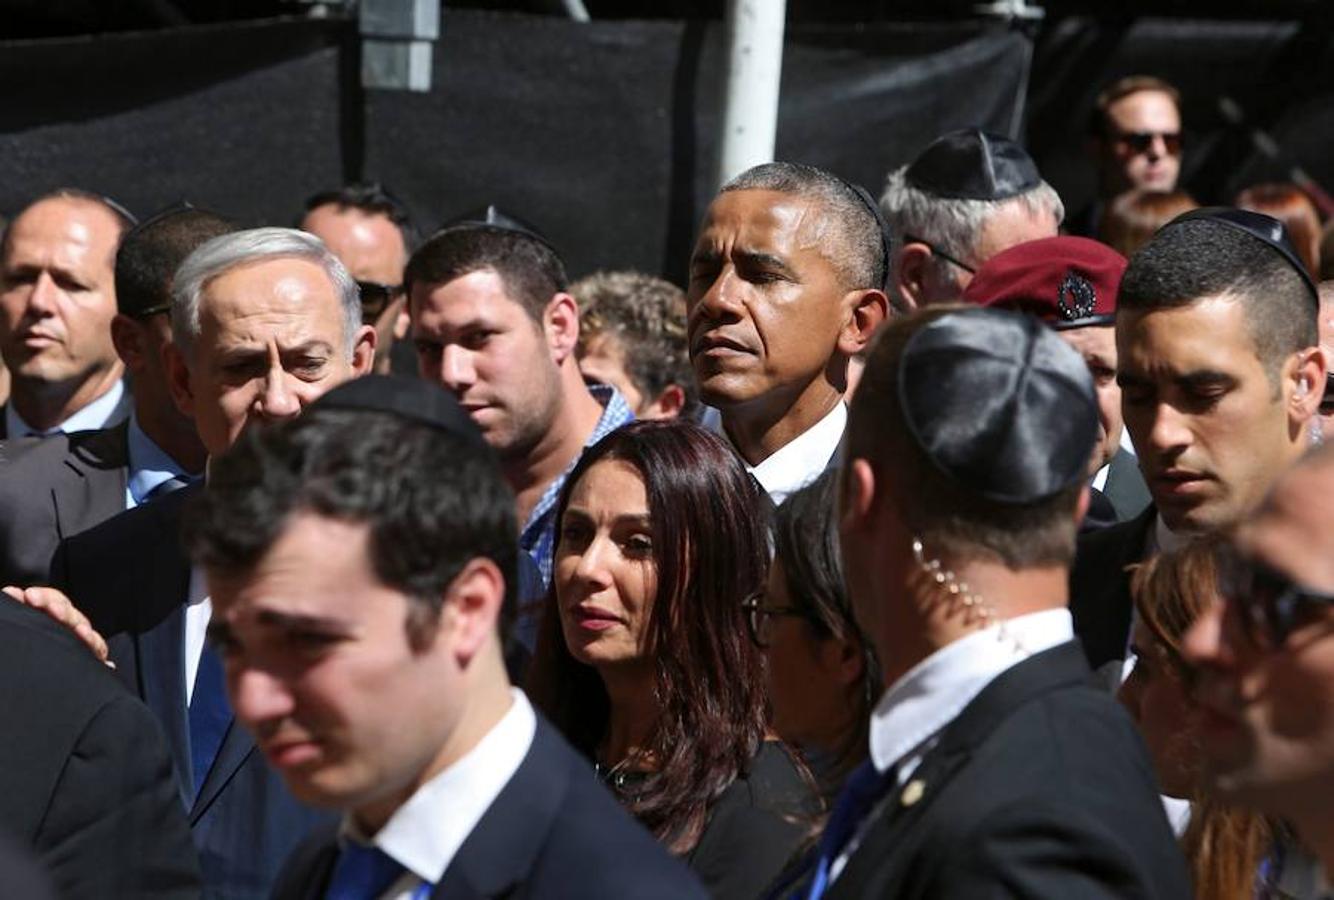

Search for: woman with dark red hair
xmin=528 ymin=420 xmax=817 ymax=899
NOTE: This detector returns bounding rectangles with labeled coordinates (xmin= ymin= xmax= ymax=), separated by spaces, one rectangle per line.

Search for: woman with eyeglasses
xmin=1122 ymin=536 xmax=1309 ymax=898
xmin=744 ymin=471 xmax=879 ymax=801
xmin=528 ymin=420 xmax=818 ymax=900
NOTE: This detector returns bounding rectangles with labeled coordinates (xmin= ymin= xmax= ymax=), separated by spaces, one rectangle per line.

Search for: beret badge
xmin=1057 ymin=271 xmax=1096 ymax=322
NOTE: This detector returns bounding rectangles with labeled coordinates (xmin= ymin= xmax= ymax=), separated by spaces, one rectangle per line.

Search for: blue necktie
xmin=324 ymin=843 xmax=407 ymax=900
xmin=802 ymin=760 xmax=894 ymax=900
xmin=188 ymin=642 xmax=231 ymax=797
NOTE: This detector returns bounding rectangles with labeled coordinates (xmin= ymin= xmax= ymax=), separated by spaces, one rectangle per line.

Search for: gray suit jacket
xmin=0 ymin=423 xmax=128 ymax=588
xmin=1102 ymin=447 xmax=1152 ymax=523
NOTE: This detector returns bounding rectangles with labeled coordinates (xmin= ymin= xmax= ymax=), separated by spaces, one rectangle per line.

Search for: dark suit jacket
xmin=1069 ymin=507 xmax=1155 ymax=685
xmin=50 ymin=487 xmax=333 ymax=899
xmin=0 ymin=598 xmax=200 ymax=898
xmin=0 ymin=423 xmax=129 ymax=589
xmin=271 ymin=714 xmax=707 ymax=900
xmin=819 ymin=642 xmax=1189 ymax=899
xmin=1103 ymin=447 xmax=1152 ymax=523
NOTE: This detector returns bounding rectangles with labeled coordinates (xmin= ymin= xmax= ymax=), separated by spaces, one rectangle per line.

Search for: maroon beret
xmin=961 ymin=236 xmax=1127 ymax=330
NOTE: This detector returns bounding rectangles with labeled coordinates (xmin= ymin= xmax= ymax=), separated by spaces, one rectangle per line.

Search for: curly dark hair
xmin=527 ymin=420 xmax=770 ymax=853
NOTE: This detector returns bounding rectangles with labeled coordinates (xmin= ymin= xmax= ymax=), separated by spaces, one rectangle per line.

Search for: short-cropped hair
xmin=879 ymin=167 xmax=1064 ymax=310
xmin=572 ymin=270 xmax=697 ymax=416
xmin=2 ymin=187 xmax=136 ymax=261
xmin=722 ymin=161 xmax=885 ymax=293
xmin=1119 ymin=218 xmax=1317 ymax=382
xmin=115 ymin=208 xmax=237 ymax=318
xmin=404 ymin=226 xmax=567 ymax=323
xmin=171 ymin=227 xmax=360 ymax=358
xmin=185 ymin=406 xmax=518 ymax=649
xmin=847 ymin=306 xmax=1084 ymax=569
xmin=302 ymin=182 xmax=419 ymax=252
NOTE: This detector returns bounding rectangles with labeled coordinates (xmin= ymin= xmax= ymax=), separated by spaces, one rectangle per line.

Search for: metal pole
xmin=715 ymin=0 xmax=787 ymax=189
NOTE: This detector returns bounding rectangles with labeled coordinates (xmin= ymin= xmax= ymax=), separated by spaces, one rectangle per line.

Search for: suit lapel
xmin=50 ymin=423 xmax=130 ymax=543
xmin=138 ymin=603 xmax=191 ymax=808
xmin=190 ymin=720 xmax=256 ymax=825
xmin=830 ymin=643 xmax=1094 ymax=898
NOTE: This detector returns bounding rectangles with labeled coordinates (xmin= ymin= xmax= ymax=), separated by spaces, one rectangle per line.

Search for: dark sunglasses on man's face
xmin=1216 ymin=544 xmax=1334 ymax=649
xmin=1113 ymin=130 xmax=1182 ymax=157
xmin=356 ymin=280 xmax=403 ymax=324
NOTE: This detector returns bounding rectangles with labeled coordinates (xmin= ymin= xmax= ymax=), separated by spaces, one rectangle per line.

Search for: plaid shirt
xmin=519 ymin=383 xmax=634 ymax=593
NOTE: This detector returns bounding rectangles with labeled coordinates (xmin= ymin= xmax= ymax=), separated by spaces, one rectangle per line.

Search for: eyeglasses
xmin=902 ymin=233 xmax=976 ymax=275
xmin=741 ymin=593 xmax=818 ymax=649
xmin=1112 ymin=130 xmax=1182 ymax=157
xmin=1320 ymin=372 xmax=1334 ymax=417
xmin=1216 ymin=544 xmax=1334 ymax=649
xmin=356 ymin=280 xmax=403 ymax=323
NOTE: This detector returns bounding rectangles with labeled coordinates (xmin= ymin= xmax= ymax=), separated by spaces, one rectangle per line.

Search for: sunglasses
xmin=1112 ymin=130 xmax=1182 ymax=157
xmin=1216 ymin=544 xmax=1334 ymax=649
xmin=356 ymin=280 xmax=403 ymax=323
xmin=740 ymin=594 xmax=819 ymax=649
xmin=902 ymin=233 xmax=976 ymax=275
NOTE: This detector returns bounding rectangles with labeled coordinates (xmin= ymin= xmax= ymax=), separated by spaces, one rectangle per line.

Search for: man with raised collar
xmin=878 ymin=129 xmax=1063 ymax=313
xmin=961 ymin=235 xmax=1151 ymax=529
xmin=191 ymin=375 xmax=705 ymax=900
xmin=0 ymin=206 xmax=231 ymax=588
xmin=0 ymin=189 xmax=135 ymax=438
xmin=26 ymin=227 xmax=376 ymax=897
xmin=801 ymin=306 xmax=1188 ymax=899
xmin=1069 ymin=208 xmax=1324 ymax=683
xmin=687 ymin=162 xmax=889 ymax=504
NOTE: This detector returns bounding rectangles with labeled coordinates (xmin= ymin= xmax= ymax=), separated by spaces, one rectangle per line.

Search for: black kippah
xmin=435 ymin=204 xmax=560 ymax=257
xmin=312 ymin=375 xmax=487 ymax=448
xmin=904 ymin=129 xmax=1042 ymax=202
xmin=1161 ymin=206 xmax=1319 ymax=305
xmin=898 ymin=308 xmax=1097 ymax=505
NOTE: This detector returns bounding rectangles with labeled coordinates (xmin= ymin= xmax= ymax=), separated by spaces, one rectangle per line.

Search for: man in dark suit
xmin=0 ymin=189 xmax=134 ymax=438
xmin=0 ymin=207 xmax=230 ymax=588
xmin=807 ymin=306 xmax=1188 ymax=898
xmin=0 ymin=596 xmax=199 ymax=898
xmin=1069 ymin=209 xmax=1325 ymax=681
xmin=960 ymin=234 xmax=1151 ymax=531
xmin=43 ymin=227 xmax=377 ymax=897
xmin=687 ymin=163 xmax=888 ymax=505
xmin=188 ymin=375 xmax=704 ymax=899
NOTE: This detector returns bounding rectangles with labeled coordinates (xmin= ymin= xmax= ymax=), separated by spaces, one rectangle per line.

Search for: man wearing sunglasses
xmin=1070 ymin=76 xmax=1184 ymax=237
xmin=1183 ymin=443 xmax=1334 ymax=881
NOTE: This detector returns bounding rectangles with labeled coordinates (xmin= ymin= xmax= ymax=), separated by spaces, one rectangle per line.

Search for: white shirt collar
xmin=868 ymin=608 xmax=1074 ymax=775
xmin=342 ymin=688 xmax=537 ymax=886
xmin=747 ymin=403 xmax=846 ymax=504
xmin=6 ymin=379 xmax=129 ymax=437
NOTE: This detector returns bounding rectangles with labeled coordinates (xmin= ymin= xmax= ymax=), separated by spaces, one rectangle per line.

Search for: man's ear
xmin=544 ymin=293 xmax=580 ymax=365
xmin=894 ymin=244 xmax=931 ymax=312
xmin=640 ymin=383 xmax=686 ymax=420
xmin=164 ymin=342 xmax=196 ymax=418
xmin=837 ymin=289 xmax=889 ymax=357
xmin=1073 ymin=484 xmax=1091 ymax=530
xmin=110 ymin=314 xmax=146 ymax=373
xmin=1290 ymin=346 xmax=1326 ymax=423
xmin=349 ymin=324 xmax=377 ymax=376
xmin=438 ymin=557 xmax=506 ymax=666
xmin=841 ymin=458 xmax=878 ymax=537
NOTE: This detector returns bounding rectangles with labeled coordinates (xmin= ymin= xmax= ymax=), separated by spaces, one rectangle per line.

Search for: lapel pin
xmin=900 ymin=779 xmax=925 ymax=807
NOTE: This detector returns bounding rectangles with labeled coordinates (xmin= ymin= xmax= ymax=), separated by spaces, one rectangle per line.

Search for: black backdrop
xmin=1 ymin=8 xmax=1331 ymax=282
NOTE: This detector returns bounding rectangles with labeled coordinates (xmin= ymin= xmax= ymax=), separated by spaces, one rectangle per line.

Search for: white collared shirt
xmin=830 ymin=609 xmax=1074 ymax=883
xmin=184 ymin=567 xmax=212 ymax=705
xmin=342 ymin=688 xmax=537 ymax=899
xmin=747 ymin=403 xmax=846 ymax=504
xmin=5 ymin=379 xmax=129 ymax=437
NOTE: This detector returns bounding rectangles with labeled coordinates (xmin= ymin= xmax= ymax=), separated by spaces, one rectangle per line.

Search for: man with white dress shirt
xmin=792 ymin=305 xmax=1188 ymax=898
xmin=687 ymin=162 xmax=889 ymax=504
xmin=189 ymin=375 xmax=705 ymax=900
xmin=0 ymin=189 xmax=135 ymax=438
xmin=0 ymin=207 xmax=231 ymax=588
xmin=1069 ymin=208 xmax=1325 ymax=682
xmin=27 ymin=227 xmax=376 ymax=897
